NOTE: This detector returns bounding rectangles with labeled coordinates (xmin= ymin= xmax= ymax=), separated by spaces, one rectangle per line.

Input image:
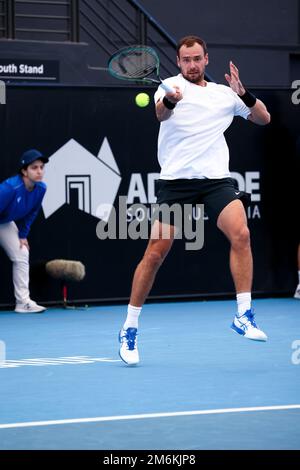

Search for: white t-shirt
xmin=154 ymin=74 xmax=251 ymax=180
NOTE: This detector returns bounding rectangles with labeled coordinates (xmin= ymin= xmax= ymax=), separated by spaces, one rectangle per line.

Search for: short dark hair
xmin=177 ymin=35 xmax=208 ymax=57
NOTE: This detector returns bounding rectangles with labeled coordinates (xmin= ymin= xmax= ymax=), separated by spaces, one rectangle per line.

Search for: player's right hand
xmin=165 ymin=86 xmax=183 ymax=104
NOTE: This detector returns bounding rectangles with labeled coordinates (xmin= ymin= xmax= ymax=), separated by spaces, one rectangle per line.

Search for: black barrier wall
xmin=0 ymin=86 xmax=299 ymax=307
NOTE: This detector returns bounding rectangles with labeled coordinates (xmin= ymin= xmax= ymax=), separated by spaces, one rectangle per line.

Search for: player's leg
xmin=217 ymin=199 xmax=252 ymax=294
xmin=119 ymin=220 xmax=175 ymax=365
xmin=0 ymin=222 xmax=45 ymax=313
xmin=217 ymin=199 xmax=267 ymax=341
xmin=130 ymin=220 xmax=176 ymax=307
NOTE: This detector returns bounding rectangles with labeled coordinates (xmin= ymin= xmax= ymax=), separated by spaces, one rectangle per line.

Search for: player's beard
xmin=181 ymin=69 xmax=205 ymax=85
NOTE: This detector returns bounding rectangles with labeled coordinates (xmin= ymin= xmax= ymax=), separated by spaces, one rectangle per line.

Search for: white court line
xmin=0 ymin=404 xmax=300 ymax=430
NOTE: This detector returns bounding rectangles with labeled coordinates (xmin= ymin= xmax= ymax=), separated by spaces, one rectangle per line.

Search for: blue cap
xmin=20 ymin=149 xmax=49 ymax=168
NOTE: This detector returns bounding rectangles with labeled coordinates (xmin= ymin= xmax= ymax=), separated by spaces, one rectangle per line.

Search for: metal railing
xmin=0 ymin=0 xmax=15 ymax=38
xmin=80 ymin=0 xmax=213 ymax=81
xmin=0 ymin=1 xmax=3 ymax=37
xmin=0 ymin=0 xmax=213 ymax=81
xmin=0 ymin=0 xmax=79 ymax=41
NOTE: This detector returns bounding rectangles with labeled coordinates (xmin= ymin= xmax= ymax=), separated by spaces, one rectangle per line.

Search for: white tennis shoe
xmin=119 ymin=327 xmax=139 ymax=365
xmin=231 ymin=309 xmax=267 ymax=341
xmin=294 ymin=284 xmax=300 ymax=300
xmin=15 ymin=299 xmax=46 ymax=313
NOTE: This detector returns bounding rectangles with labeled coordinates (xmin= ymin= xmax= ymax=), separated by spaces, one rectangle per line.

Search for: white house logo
xmin=42 ymin=138 xmax=121 ymax=222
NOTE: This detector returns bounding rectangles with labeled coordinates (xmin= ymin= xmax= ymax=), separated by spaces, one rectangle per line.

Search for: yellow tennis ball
xmin=135 ymin=92 xmax=150 ymax=108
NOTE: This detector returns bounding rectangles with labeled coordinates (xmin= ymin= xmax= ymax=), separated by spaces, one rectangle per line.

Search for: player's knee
xmin=231 ymin=225 xmax=250 ymax=249
xmin=146 ymin=249 xmax=167 ymax=268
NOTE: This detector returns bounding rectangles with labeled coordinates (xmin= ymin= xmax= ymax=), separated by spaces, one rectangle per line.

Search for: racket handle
xmin=160 ymin=81 xmax=175 ymax=94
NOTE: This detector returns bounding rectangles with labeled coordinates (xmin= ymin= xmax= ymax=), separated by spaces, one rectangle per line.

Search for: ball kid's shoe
xmin=231 ymin=309 xmax=267 ymax=342
xmin=15 ymin=299 xmax=46 ymax=313
xmin=294 ymin=284 xmax=300 ymax=299
xmin=119 ymin=327 xmax=139 ymax=365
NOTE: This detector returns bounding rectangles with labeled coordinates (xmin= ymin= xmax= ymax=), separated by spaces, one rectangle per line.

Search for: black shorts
xmin=155 ymin=177 xmax=251 ymax=224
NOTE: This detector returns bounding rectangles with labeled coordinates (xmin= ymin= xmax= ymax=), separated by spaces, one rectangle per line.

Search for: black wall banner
xmin=0 ymin=59 xmax=59 ymax=81
xmin=0 ymin=86 xmax=299 ymax=307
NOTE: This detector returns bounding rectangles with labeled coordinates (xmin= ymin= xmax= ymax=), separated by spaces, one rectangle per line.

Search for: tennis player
xmin=0 ymin=149 xmax=48 ymax=313
xmin=119 ymin=35 xmax=271 ymax=365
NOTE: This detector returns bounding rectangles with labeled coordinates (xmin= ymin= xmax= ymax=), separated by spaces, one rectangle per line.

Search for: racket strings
xmin=110 ymin=50 xmax=157 ymax=79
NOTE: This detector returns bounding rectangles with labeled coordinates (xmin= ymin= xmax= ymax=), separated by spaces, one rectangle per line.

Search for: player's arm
xmin=225 ymin=61 xmax=271 ymax=126
xmin=156 ymin=86 xmax=183 ymax=122
xmin=245 ymin=98 xmax=270 ymax=126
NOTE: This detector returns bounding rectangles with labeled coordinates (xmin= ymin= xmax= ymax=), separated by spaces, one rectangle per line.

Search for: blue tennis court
xmin=0 ymin=297 xmax=299 ymax=450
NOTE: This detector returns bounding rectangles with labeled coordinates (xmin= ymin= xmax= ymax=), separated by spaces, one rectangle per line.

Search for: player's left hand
xmin=225 ymin=61 xmax=245 ymax=95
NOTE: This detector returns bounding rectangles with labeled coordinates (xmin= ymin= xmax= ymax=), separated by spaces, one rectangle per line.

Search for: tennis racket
xmin=108 ymin=45 xmax=175 ymax=94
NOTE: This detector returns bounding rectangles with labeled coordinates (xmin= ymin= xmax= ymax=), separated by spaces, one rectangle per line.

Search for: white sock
xmin=236 ymin=292 xmax=251 ymax=317
xmin=298 ymin=270 xmax=300 ymax=285
xmin=123 ymin=304 xmax=142 ymax=329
